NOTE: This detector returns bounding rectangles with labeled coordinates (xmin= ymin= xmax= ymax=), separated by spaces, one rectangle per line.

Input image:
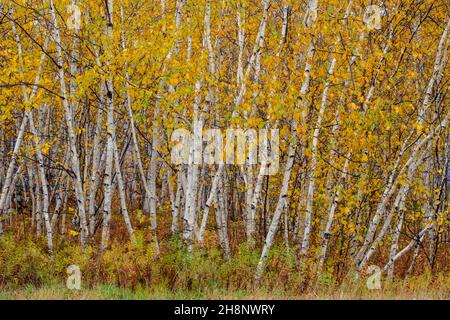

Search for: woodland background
xmin=0 ymin=0 xmax=449 ymax=299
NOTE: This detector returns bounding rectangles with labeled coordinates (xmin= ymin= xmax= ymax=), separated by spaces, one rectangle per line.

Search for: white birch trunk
xmin=88 ymin=80 xmax=105 ymax=235
xmin=101 ymin=0 xmax=116 ymax=251
xmin=255 ymin=141 xmax=296 ymax=280
xmin=300 ymin=57 xmax=336 ymax=257
xmin=113 ymin=137 xmax=133 ymax=237
xmin=198 ymin=165 xmax=224 ymax=243
xmin=318 ymin=154 xmax=350 ymax=270
xmin=48 ymin=0 xmax=89 ymax=249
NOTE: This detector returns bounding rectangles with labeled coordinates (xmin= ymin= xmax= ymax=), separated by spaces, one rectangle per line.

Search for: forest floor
xmin=1 ymin=232 xmax=448 ymax=300
xmin=1 ymin=282 xmax=449 ymax=300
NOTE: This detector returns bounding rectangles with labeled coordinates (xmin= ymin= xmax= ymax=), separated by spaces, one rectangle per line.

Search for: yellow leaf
xmin=69 ymin=230 xmax=79 ymax=237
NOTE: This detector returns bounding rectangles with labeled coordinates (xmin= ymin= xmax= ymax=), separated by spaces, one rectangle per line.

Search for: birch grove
xmin=0 ymin=0 xmax=448 ymax=288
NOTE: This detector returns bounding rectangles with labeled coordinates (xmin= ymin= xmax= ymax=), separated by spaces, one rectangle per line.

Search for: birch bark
xmin=48 ymin=0 xmax=89 ymax=249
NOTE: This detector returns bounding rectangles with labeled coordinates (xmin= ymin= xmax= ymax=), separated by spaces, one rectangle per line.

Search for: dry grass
xmin=1 ymin=232 xmax=448 ymax=300
xmin=1 ymin=276 xmax=449 ymax=300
